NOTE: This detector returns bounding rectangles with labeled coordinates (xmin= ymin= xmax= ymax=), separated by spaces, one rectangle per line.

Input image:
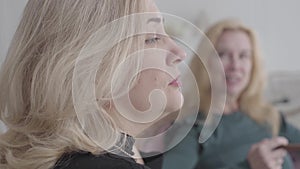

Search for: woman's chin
xmin=165 ymin=92 xmax=184 ymax=113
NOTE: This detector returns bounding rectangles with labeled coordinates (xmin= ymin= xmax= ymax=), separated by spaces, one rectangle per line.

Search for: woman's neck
xmin=224 ymin=96 xmax=239 ymax=115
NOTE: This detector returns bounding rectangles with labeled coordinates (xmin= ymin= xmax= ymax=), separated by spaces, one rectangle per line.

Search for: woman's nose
xmin=229 ymin=55 xmax=239 ymax=70
xmin=167 ymin=38 xmax=187 ymax=65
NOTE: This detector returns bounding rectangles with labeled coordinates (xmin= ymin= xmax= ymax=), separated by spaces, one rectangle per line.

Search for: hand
xmin=247 ymin=137 xmax=288 ymax=169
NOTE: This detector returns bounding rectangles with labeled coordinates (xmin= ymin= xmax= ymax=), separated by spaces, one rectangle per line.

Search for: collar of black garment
xmin=109 ymin=133 xmax=135 ymax=156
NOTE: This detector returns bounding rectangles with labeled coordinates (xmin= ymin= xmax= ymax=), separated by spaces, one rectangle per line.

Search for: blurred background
xmin=155 ymin=0 xmax=300 ymax=128
xmin=0 ymin=0 xmax=300 ymax=130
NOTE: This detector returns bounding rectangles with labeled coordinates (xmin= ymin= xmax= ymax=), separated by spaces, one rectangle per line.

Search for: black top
xmin=53 ymin=151 xmax=150 ymax=169
xmin=53 ymin=134 xmax=152 ymax=169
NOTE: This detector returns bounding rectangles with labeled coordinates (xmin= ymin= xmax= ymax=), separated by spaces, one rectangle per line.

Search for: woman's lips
xmin=226 ymin=76 xmax=241 ymax=85
xmin=169 ymin=77 xmax=182 ymax=87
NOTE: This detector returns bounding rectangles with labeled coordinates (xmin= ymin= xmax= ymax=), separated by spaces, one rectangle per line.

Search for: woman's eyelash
xmin=145 ymin=36 xmax=161 ymax=45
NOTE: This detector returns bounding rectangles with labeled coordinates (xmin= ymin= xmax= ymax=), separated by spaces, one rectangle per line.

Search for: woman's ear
xmin=103 ymin=100 xmax=114 ymax=111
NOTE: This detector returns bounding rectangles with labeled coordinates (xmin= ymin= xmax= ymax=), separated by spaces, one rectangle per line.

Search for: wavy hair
xmin=190 ymin=19 xmax=280 ymax=135
xmin=0 ymin=0 xmax=147 ymax=168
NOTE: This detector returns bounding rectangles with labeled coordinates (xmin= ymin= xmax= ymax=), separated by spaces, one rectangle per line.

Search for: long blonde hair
xmin=0 ymin=0 xmax=147 ymax=168
xmin=190 ymin=19 xmax=280 ymax=135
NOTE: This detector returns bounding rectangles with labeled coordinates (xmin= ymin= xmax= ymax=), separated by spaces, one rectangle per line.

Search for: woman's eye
xmin=240 ymin=54 xmax=246 ymax=58
xmin=218 ymin=52 xmax=226 ymax=58
xmin=240 ymin=53 xmax=250 ymax=59
xmin=145 ymin=36 xmax=161 ymax=45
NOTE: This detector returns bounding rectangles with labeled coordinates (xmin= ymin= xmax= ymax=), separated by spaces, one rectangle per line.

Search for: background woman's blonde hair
xmin=190 ymin=19 xmax=280 ymax=135
xmin=0 ymin=0 xmax=147 ymax=168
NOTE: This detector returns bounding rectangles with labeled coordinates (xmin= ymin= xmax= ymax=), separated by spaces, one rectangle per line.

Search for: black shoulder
xmin=54 ymin=151 xmax=151 ymax=169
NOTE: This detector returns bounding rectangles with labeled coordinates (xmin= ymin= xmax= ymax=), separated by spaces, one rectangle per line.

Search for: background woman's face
xmin=216 ymin=30 xmax=253 ymax=98
xmin=128 ymin=0 xmax=186 ymax=115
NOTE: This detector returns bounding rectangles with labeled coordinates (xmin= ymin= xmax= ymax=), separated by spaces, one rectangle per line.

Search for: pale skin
xmin=110 ymin=0 xmax=186 ymax=138
xmin=216 ymin=30 xmax=288 ymax=169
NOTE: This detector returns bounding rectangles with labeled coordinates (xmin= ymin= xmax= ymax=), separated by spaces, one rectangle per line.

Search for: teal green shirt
xmin=162 ymin=112 xmax=300 ymax=169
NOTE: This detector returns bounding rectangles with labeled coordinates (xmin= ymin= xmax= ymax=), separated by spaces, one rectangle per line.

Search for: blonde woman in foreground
xmin=0 ymin=0 xmax=186 ymax=168
xmin=162 ymin=19 xmax=300 ymax=169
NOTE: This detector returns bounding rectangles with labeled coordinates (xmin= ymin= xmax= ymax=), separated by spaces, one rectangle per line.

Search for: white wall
xmin=0 ymin=0 xmax=28 ymax=64
xmin=156 ymin=0 xmax=300 ymax=72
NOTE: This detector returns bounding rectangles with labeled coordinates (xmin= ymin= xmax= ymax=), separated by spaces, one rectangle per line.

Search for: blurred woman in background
xmin=162 ymin=19 xmax=300 ymax=169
